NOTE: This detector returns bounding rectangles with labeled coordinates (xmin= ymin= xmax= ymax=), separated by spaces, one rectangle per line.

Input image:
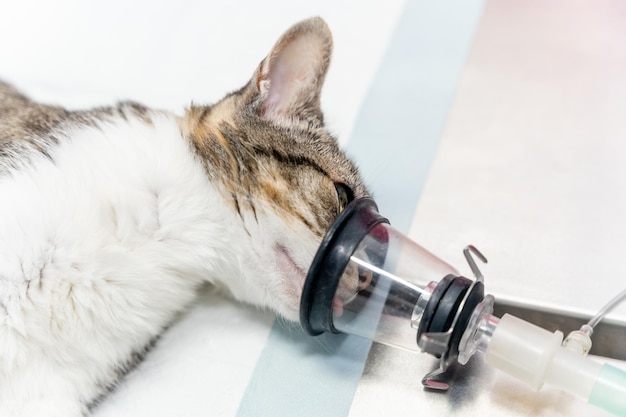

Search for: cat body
xmin=0 ymin=18 xmax=367 ymax=416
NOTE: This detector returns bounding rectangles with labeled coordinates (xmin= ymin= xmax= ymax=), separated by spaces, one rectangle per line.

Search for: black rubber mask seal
xmin=300 ymin=197 xmax=389 ymax=335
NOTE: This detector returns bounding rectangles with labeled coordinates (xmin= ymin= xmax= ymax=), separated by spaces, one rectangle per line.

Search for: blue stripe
xmin=236 ymin=324 xmax=372 ymax=417
xmin=349 ymin=0 xmax=486 ymax=232
xmin=237 ymin=1 xmax=485 ymax=416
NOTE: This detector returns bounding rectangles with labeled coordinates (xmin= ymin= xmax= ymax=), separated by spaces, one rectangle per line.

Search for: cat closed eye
xmin=334 ymin=183 xmax=353 ymax=213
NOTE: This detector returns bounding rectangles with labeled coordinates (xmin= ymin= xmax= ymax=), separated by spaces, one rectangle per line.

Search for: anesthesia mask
xmin=299 ymin=197 xmax=626 ymax=416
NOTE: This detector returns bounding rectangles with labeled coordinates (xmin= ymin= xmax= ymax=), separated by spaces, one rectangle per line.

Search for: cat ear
xmin=253 ymin=17 xmax=332 ymax=122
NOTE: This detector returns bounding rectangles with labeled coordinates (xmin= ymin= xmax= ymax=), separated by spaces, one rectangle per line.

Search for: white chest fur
xmin=0 ymin=115 xmax=241 ymax=416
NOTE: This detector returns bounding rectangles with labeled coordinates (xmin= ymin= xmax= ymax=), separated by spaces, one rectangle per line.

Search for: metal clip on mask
xmin=299 ymin=197 xmax=492 ymax=390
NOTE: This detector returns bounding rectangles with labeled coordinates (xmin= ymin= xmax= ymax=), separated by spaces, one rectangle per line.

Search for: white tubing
xmin=544 ymin=345 xmax=602 ymax=399
xmin=484 ymin=313 xmax=603 ymax=399
xmin=485 ymin=314 xmax=563 ymax=390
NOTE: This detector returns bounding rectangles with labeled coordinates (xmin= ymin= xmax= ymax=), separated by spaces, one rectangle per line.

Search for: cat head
xmin=183 ymin=17 xmax=369 ymax=321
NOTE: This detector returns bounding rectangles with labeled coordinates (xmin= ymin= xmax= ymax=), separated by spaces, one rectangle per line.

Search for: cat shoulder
xmin=0 ymin=81 xmax=163 ymax=176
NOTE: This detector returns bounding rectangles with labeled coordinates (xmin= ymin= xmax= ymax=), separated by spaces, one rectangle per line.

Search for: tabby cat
xmin=0 ymin=17 xmax=368 ymax=416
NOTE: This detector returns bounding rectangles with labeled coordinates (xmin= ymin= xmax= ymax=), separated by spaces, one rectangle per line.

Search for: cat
xmin=0 ymin=17 xmax=369 ymax=416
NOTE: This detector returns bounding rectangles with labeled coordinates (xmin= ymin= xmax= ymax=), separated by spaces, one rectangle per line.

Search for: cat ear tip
xmin=306 ymin=16 xmax=329 ymax=29
xmin=294 ymin=16 xmax=332 ymax=40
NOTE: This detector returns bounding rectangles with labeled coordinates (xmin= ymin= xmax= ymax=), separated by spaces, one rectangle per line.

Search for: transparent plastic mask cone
xmin=299 ymin=197 xmax=626 ymax=417
xmin=300 ymin=197 xmax=487 ymax=386
xmin=331 ymin=222 xmax=460 ymax=352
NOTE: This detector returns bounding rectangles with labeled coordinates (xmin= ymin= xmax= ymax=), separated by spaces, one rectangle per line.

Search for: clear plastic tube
xmin=587 ymin=289 xmax=626 ymax=329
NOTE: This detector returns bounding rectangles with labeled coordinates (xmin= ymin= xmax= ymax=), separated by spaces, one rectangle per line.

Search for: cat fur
xmin=0 ymin=17 xmax=368 ymax=416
